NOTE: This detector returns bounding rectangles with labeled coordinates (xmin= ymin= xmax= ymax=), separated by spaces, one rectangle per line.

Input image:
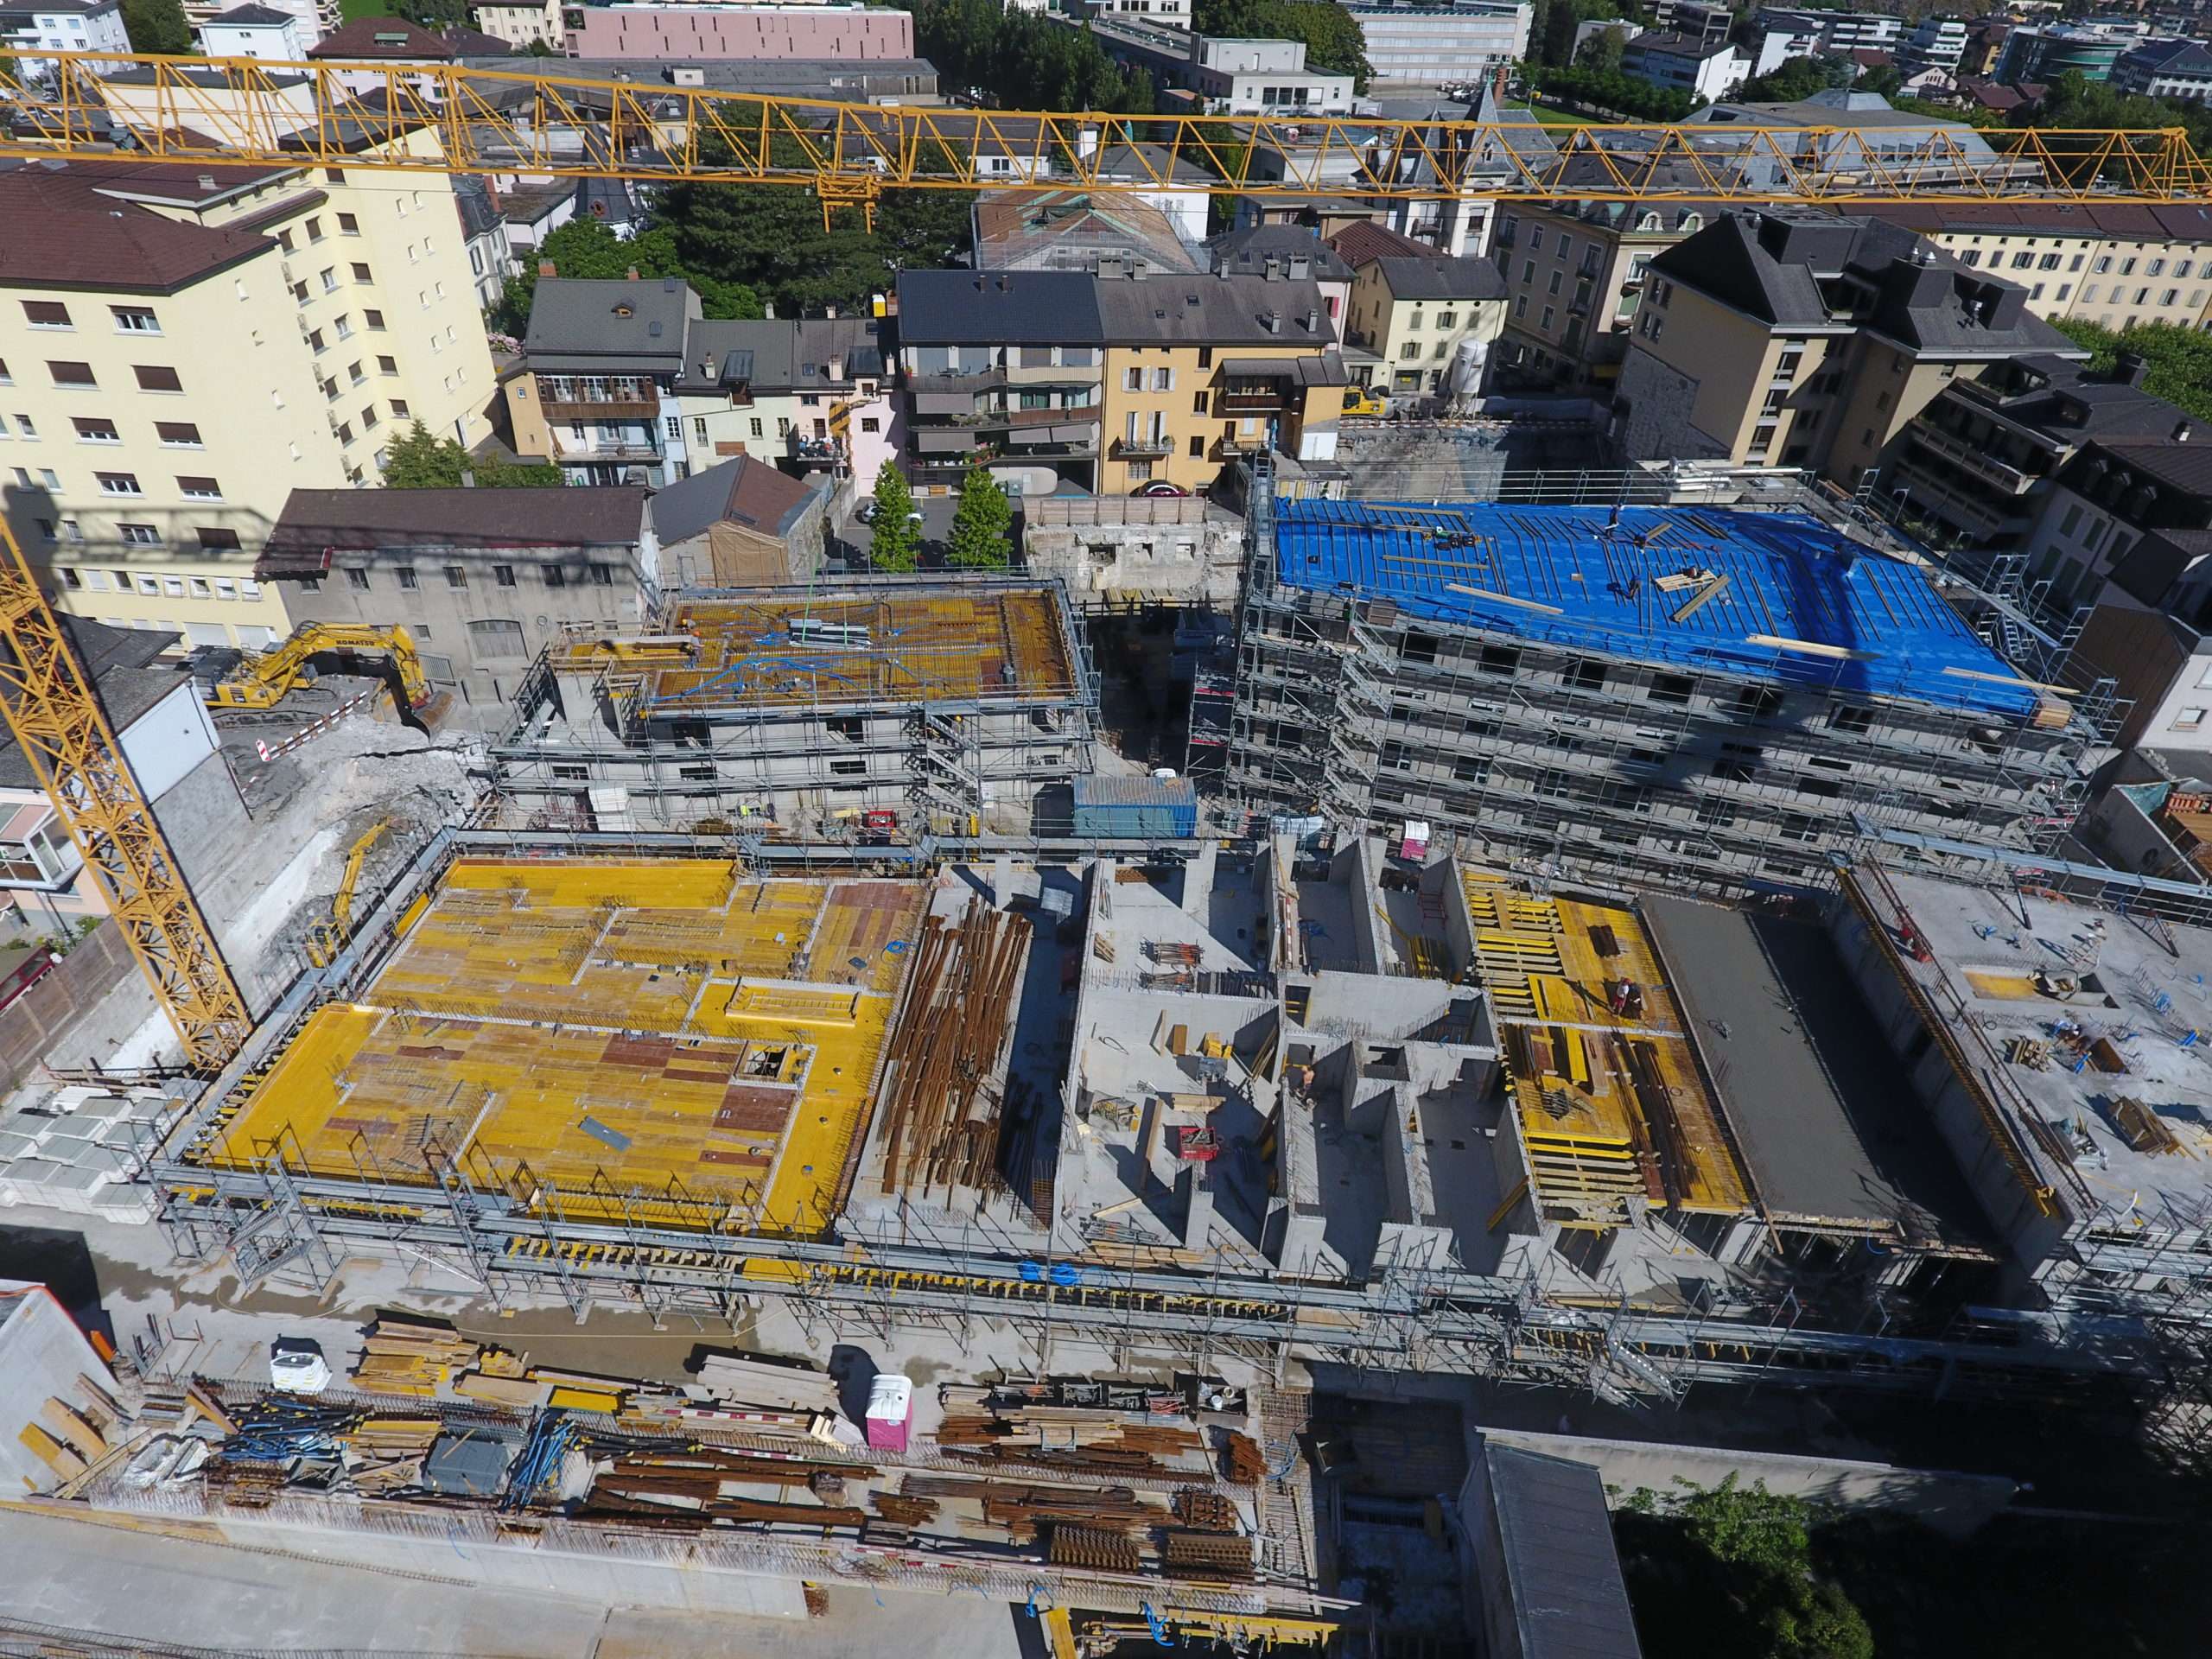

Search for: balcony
xmin=1904 ymin=419 xmax=2035 ymax=494
xmin=1218 ymin=390 xmax=1289 ymax=414
xmin=1114 ymin=435 xmax=1173 ymax=459
xmin=541 ymin=397 xmax=658 ymax=422
xmin=907 ymin=367 xmax=1008 ymax=395
xmin=786 ymin=432 xmax=844 ymax=469
xmin=552 ymin=436 xmax=660 ymax=462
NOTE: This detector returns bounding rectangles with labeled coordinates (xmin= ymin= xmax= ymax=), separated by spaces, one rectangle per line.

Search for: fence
xmin=0 ymin=922 xmax=137 ymax=1090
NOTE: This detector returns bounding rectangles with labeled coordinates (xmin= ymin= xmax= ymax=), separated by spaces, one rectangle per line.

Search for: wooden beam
xmin=1446 ymin=582 xmax=1565 ymax=615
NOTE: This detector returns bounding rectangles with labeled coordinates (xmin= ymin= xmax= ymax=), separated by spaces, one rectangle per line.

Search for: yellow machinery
xmin=204 ymin=623 xmax=433 ymax=716
xmin=305 ymin=820 xmax=391 ymax=968
xmin=2 ymin=50 xmax=2209 ymax=214
xmin=1041 ymin=1605 xmax=1338 ymax=1656
xmin=0 ymin=50 xmax=2202 ymax=1074
xmin=1339 ymin=385 xmax=1387 ymax=420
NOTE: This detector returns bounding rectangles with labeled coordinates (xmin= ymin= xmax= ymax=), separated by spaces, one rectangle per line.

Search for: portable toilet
xmin=865 ymin=1373 xmax=913 ymax=1452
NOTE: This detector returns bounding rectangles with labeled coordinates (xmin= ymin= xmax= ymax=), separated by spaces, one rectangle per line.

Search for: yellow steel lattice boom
xmin=1 ymin=48 xmax=2209 ymax=207
xmin=0 ymin=522 xmax=251 ymax=1068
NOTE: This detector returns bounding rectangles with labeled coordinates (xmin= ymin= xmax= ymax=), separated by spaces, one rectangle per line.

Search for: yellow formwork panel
xmin=194 ymin=861 xmax=925 ymax=1238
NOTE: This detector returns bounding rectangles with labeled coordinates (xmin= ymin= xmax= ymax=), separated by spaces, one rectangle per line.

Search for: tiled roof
xmin=307 ymin=16 xmax=454 ymax=57
xmin=0 ymin=166 xmax=273 ymax=293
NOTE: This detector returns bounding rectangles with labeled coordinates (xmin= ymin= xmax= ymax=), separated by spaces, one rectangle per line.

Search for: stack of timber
xmin=582 ymin=1444 xmax=871 ymax=1531
xmin=902 ymin=1472 xmax=1166 ymax=1544
xmin=350 ymin=1314 xmax=482 ymax=1396
xmin=875 ymin=900 xmax=1031 ymax=1197
xmin=343 ymin=1415 xmax=442 ymax=1493
xmin=692 ymin=1353 xmax=842 ymax=1416
xmin=1162 ymin=1529 xmax=1256 ymax=1582
xmin=936 ymin=1410 xmax=1208 ymax=1480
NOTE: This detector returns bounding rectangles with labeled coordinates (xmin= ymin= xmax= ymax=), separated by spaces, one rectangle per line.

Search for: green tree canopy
xmin=120 ymin=0 xmax=191 ymax=54
xmin=920 ymin=0 xmax=1162 ymax=111
xmin=868 ymin=462 xmax=921 ymax=573
xmin=1196 ymin=0 xmax=1372 ymax=92
xmin=946 ymin=466 xmax=1013 ymax=569
xmin=1528 ymin=0 xmax=1632 ymax=70
xmin=2052 ymin=320 xmax=2212 ymax=424
xmin=1529 ymin=62 xmax=1700 ymax=122
xmin=1737 ymin=54 xmax=1857 ymax=103
xmin=491 ymin=218 xmax=763 ymax=335
xmin=382 ymin=421 xmax=563 ymax=488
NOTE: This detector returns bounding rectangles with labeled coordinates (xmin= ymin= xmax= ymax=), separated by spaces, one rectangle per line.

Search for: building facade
xmin=1085 ymin=17 xmax=1357 ymax=113
xmin=2113 ymin=37 xmax=2212 ymax=102
xmin=195 ymin=3 xmax=310 ymax=59
xmin=0 ymin=0 xmax=129 ymax=77
xmin=1621 ymin=31 xmax=1746 ymax=102
xmin=673 ymin=315 xmax=893 ymax=487
xmin=471 ymin=0 xmax=561 ymax=49
xmin=509 ymin=273 xmax=699 ymax=486
xmin=1341 ymin=2 xmax=1531 ymax=90
xmin=1491 ymin=197 xmax=1712 ymax=391
xmin=561 ymin=3 xmax=915 ymax=60
xmin=1332 ymin=229 xmax=1507 ymax=408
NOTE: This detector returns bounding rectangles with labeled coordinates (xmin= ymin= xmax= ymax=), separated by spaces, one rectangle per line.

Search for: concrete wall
xmin=0 ymin=923 xmax=135 ymax=1092
xmin=1477 ymin=1427 xmax=2019 ymax=1536
xmin=0 ymin=1283 xmax=113 ymax=1495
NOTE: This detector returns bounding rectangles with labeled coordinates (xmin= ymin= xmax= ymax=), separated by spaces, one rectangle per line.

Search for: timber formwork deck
xmin=189 ymin=859 xmax=925 ymax=1235
xmin=1462 ymin=868 xmax=1750 ymax=1220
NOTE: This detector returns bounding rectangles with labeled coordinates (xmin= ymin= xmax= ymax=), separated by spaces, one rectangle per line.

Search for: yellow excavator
xmin=305 ymin=819 xmax=391 ymax=968
xmin=200 ymin=622 xmax=435 ymax=724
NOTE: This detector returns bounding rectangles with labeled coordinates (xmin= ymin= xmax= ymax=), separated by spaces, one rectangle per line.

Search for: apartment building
xmin=1 ymin=149 xmax=492 ymax=646
xmin=257 ymin=486 xmax=655 ymax=712
xmin=1883 ymin=351 xmax=2201 ymax=556
xmin=1084 ymin=17 xmax=1357 ymax=114
xmin=1898 ymin=16 xmax=1967 ymax=76
xmin=893 ymin=270 xmax=1106 ymax=497
xmin=0 ymin=0 xmax=127 ymax=74
xmin=2028 ymin=429 xmax=2212 ymax=616
xmin=1226 ymin=494 xmax=2103 ymax=898
xmin=674 ymin=315 xmax=893 ymax=486
xmin=1621 ymin=31 xmax=1747 ymax=101
xmin=1751 ymin=6 xmax=1900 ymax=59
xmin=181 ymin=0 xmax=333 ymax=43
xmin=1062 ymin=0 xmax=1191 ymax=28
xmin=1649 ymin=0 xmax=1730 ymax=49
xmin=1096 ymin=266 xmax=1349 ymax=495
xmin=562 ymin=2 xmax=915 ymax=60
xmin=1339 ymin=1 xmax=1531 ymax=90
xmin=1615 ymin=209 xmax=2075 ymax=486
xmin=509 ymin=274 xmax=698 ymax=486
xmin=2113 ymin=37 xmax=2212 ymax=102
xmin=471 ymin=0 xmax=561 ymax=49
xmin=1491 ymin=194 xmax=1713 ymax=391
xmin=1993 ymin=23 xmax=2140 ymax=84
xmin=1331 ymin=224 xmax=1505 ymax=408
xmin=197 ymin=3 xmax=310 ymax=58
xmin=1867 ymin=204 xmax=2212 ymax=334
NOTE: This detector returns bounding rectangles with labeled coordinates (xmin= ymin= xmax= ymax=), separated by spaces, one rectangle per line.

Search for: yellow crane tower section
xmin=0 ymin=522 xmax=251 ymax=1069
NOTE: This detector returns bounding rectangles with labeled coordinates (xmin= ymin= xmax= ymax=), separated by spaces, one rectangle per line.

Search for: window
xmin=134 ymin=365 xmax=182 ymax=392
xmin=196 ymin=528 xmax=240 ymax=552
xmin=664 ymin=416 xmax=682 ymax=442
xmin=335 ymin=422 xmax=353 ymax=445
xmin=1437 ymin=311 xmax=1458 ymax=329
xmin=543 ymin=565 xmax=567 ymax=588
xmin=177 ymin=476 xmax=221 ymax=499
xmin=95 ymin=472 xmax=141 ymax=495
xmin=2084 ymin=284 xmax=2101 ymax=303
xmin=48 ymin=361 xmax=95 ymax=388
xmin=468 ymin=618 xmax=527 ymax=659
xmin=71 ymin=417 xmax=118 ymax=443
xmin=1197 ymin=346 xmax=1213 ymax=369
xmin=2164 ymin=289 xmax=2181 ymax=307
xmin=362 ymin=404 xmax=379 ymax=429
xmin=339 ymin=212 xmax=359 ymax=234
xmin=493 ymin=563 xmax=516 ymax=588
xmin=394 ymin=565 xmax=418 ymax=589
xmin=2149 ymin=258 xmax=2167 ymax=277
xmin=22 ymin=302 xmax=71 ymax=329
xmin=2094 ymin=256 xmax=2113 ymax=274
xmin=2038 ymin=253 xmax=2062 ymax=271
xmin=377 ymin=355 xmax=397 ymax=377
xmin=118 ymin=523 xmax=159 ymax=545
xmin=1399 ymin=343 xmax=1421 ymax=361
xmin=365 ymin=308 xmax=385 ymax=330
xmin=1541 ymin=307 xmax=1555 ymax=332
xmin=306 ymin=215 xmax=324 ymax=242
xmin=2010 ymin=251 xmax=2033 ymax=269
xmin=321 ymin=268 xmax=339 ymax=295
xmin=110 ymin=306 xmax=159 ymax=334
xmin=2060 ymin=504 xmax=2083 ymax=537
xmin=588 ymin=562 xmax=614 ymax=587
xmin=2122 ymin=257 xmax=2138 ymax=276
xmin=391 ymin=399 xmax=410 ymax=418
xmin=156 ymin=421 xmax=201 ymax=447
xmin=749 ymin=417 xmax=763 ymax=438
xmin=1151 ymin=367 xmax=1173 ymax=391
xmin=2176 ymin=708 xmax=2207 ymax=729
xmin=1123 ymin=367 xmax=1143 ymax=391
xmin=345 ymin=567 xmax=370 ymax=590
xmin=132 ymin=574 xmax=159 ymax=595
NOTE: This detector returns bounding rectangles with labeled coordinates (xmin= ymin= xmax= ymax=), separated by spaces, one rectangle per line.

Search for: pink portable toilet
xmin=865 ymin=1373 xmax=913 ymax=1452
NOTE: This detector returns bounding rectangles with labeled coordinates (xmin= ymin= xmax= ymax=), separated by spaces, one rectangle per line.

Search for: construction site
xmin=487 ymin=579 xmax=1097 ymax=837
xmin=1218 ymin=478 xmax=2125 ymax=898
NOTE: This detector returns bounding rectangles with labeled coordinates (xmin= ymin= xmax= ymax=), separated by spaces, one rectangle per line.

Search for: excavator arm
xmin=205 ymin=623 xmax=431 ymax=715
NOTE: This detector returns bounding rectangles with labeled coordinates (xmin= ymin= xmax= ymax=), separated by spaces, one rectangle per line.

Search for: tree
xmin=121 ymin=0 xmax=190 ymax=54
xmin=1574 ymin=23 xmax=1629 ymax=73
xmin=1738 ymin=54 xmax=1856 ymax=103
xmin=946 ymin=466 xmax=1013 ymax=569
xmin=381 ymin=421 xmax=563 ymax=488
xmin=1196 ymin=0 xmax=1373 ymax=91
xmin=491 ymin=217 xmax=763 ymax=334
xmin=868 ymin=462 xmax=922 ymax=573
xmin=2053 ymin=319 xmax=2212 ymax=424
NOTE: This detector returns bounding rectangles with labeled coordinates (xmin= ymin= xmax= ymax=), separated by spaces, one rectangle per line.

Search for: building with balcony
xmin=471 ymin=0 xmax=561 ymax=50
xmin=510 ymin=273 xmax=697 ymax=486
xmin=2023 ymin=426 xmax=2212 ymax=619
xmin=2113 ymin=37 xmax=2212 ymax=103
xmin=1616 ymin=209 xmax=2077 ymax=486
xmin=0 ymin=144 xmax=494 ymax=647
xmin=1750 ymin=7 xmax=1901 ymax=60
xmin=1095 ymin=265 xmax=1349 ymax=496
xmin=1331 ymin=224 xmax=1506 ymax=409
xmin=1897 ymin=16 xmax=1967 ymax=76
xmin=1491 ymin=184 xmax=1714 ymax=392
xmin=1651 ymin=0 xmax=1729 ymax=48
xmin=1882 ymin=352 xmax=2198 ymax=556
xmin=673 ymin=315 xmax=890 ymax=486
xmin=892 ymin=270 xmax=1106 ymax=497
xmin=0 ymin=0 xmax=128 ymax=77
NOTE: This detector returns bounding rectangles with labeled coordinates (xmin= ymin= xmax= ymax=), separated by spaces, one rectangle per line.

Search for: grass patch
xmin=339 ymin=0 xmax=396 ymax=21
xmin=1530 ymin=102 xmax=1612 ymax=127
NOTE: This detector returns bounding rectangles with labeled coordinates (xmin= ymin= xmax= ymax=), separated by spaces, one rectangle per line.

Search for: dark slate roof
xmin=2111 ymin=528 xmax=2212 ymax=610
xmin=1206 ymin=223 xmax=1354 ymax=283
xmin=307 ymin=15 xmax=454 ymax=57
xmin=1095 ymin=270 xmax=1339 ymax=346
xmin=0 ymin=620 xmax=182 ymax=791
xmin=794 ymin=316 xmax=885 ymax=384
xmin=1371 ymin=253 xmax=1507 ymax=302
xmin=206 ymin=3 xmax=296 ymax=22
xmin=678 ymin=318 xmax=791 ymax=392
xmin=649 ymin=455 xmax=817 ymax=546
xmin=1480 ymin=1441 xmax=1644 ymax=1659
xmin=1096 ymin=141 xmax=1211 ymax=184
xmin=261 ymin=487 xmax=648 ymax=571
xmin=895 ymin=269 xmax=1104 ymax=345
xmin=451 ymin=174 xmax=501 ymax=240
xmin=523 ymin=276 xmax=696 ymax=369
xmin=1625 ymin=28 xmax=1737 ymax=59
xmin=440 ymin=23 xmax=512 ymax=54
xmin=2120 ymin=37 xmax=2212 ymax=77
xmin=573 ymin=175 xmax=640 ymax=228
xmin=0 ymin=166 xmax=272 ymax=294
xmin=1954 ymin=356 xmax=2198 ymax=451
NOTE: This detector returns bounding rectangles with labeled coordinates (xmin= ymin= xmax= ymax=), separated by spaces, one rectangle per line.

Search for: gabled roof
xmin=1370 ymin=254 xmax=1507 ymax=302
xmin=650 ymin=455 xmax=818 ymax=547
xmin=1095 ymin=270 xmax=1340 ymax=347
xmin=2119 ymin=37 xmax=2212 ymax=78
xmin=973 ymin=188 xmax=1198 ymax=273
xmin=1325 ymin=219 xmax=1437 ymax=270
xmin=1206 ymin=223 xmax=1354 ymax=283
xmin=205 ymin=3 xmax=297 ymax=23
xmin=524 ymin=276 xmax=696 ymax=368
xmin=1095 ymin=141 xmax=1211 ymax=185
xmin=263 ymin=487 xmax=648 ymax=567
xmin=307 ymin=16 xmax=455 ymax=57
xmin=0 ymin=165 xmax=274 ymax=294
xmin=895 ymin=269 xmax=1104 ymax=345
xmin=1478 ymin=1441 xmax=1644 ymax=1659
xmin=440 ymin=23 xmax=513 ymax=54
xmin=0 ymin=620 xmax=181 ymax=791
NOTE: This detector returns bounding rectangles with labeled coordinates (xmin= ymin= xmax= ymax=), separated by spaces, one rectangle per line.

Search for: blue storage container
xmin=1071 ymin=774 xmax=1198 ymax=840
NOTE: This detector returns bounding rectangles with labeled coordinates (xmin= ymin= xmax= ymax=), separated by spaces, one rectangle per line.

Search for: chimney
xmin=625 ymin=266 xmax=639 ymax=281
xmin=1262 ymin=310 xmax=1281 ymax=334
xmin=2176 ymin=419 xmax=2195 ymax=442
xmin=1304 ymin=308 xmax=1319 ymax=333
xmin=829 ymin=353 xmax=846 ymax=381
xmin=702 ymin=352 xmax=716 ymax=379
xmin=198 ymin=173 xmax=215 ymax=190
xmin=459 ymin=467 xmax=475 ymax=488
xmin=538 ymin=259 xmax=556 ymax=276
xmin=2116 ymin=350 xmax=2149 ymax=387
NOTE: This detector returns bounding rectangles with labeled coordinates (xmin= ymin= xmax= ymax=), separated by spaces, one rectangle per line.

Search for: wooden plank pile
xmin=874 ymin=900 xmax=1031 ymax=1198
xmin=1161 ymin=1529 xmax=1255 ymax=1583
xmin=581 ymin=1444 xmax=872 ymax=1532
xmin=1222 ymin=1431 xmax=1266 ymax=1486
xmin=1048 ymin=1522 xmax=1143 ymax=1573
xmin=351 ymin=1313 xmax=481 ymax=1396
xmin=902 ymin=1472 xmax=1166 ymax=1545
xmin=344 ymin=1415 xmax=442 ymax=1493
xmin=937 ymin=1410 xmax=1205 ymax=1480
xmin=692 ymin=1352 xmax=842 ymax=1415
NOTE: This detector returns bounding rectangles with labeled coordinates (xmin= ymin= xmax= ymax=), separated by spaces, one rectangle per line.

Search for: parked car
xmin=1131 ymin=481 xmax=1189 ymax=498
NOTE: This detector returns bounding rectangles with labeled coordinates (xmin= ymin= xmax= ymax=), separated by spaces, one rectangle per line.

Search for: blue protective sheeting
xmin=1271 ymin=499 xmax=2039 ymax=720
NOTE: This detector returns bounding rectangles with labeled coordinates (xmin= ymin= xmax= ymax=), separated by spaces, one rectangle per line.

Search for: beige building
xmin=1869 ymin=204 xmax=2212 ymax=334
xmin=1329 ymin=223 xmax=1505 ymax=409
xmin=0 ymin=138 xmax=498 ymax=645
xmin=471 ymin=0 xmax=563 ymax=48
xmin=1491 ymin=197 xmax=1714 ymax=392
xmin=1617 ymin=210 xmax=2079 ymax=487
xmin=1095 ymin=268 xmax=1349 ymax=496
